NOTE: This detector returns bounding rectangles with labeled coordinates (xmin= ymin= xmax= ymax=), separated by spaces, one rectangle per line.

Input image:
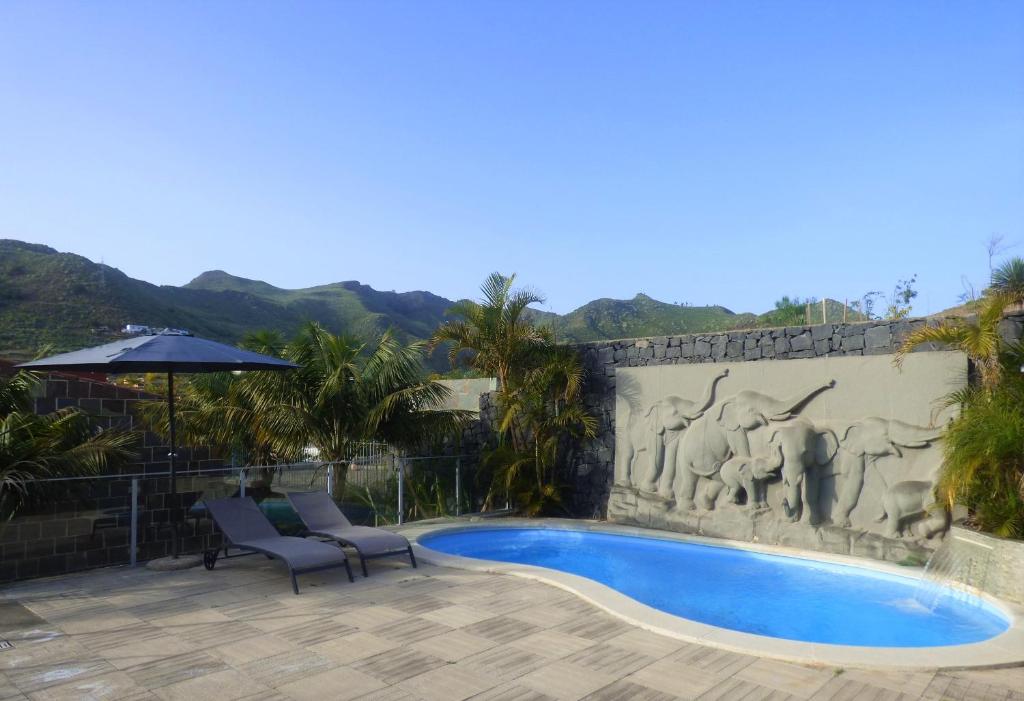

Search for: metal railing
xmin=0 ymin=451 xmax=477 ymax=583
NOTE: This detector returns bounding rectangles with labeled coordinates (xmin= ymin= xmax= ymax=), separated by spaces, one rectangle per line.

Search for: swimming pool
xmin=419 ymin=526 xmax=1009 ymax=647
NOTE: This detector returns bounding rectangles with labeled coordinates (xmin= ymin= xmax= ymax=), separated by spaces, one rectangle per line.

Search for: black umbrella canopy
xmin=17 ymin=332 xmax=298 ymax=374
xmin=17 ymin=331 xmax=298 ymax=559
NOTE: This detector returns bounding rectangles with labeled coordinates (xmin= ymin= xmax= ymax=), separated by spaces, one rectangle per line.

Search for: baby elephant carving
xmin=875 ymin=480 xmax=948 ymax=539
xmin=719 ymin=443 xmax=784 ymax=511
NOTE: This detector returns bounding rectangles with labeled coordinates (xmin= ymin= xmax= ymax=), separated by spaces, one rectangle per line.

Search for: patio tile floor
xmin=2 ymin=554 xmax=1023 ymax=701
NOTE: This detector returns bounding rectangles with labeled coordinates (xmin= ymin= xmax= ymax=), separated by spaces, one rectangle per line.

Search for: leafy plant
xmin=139 ymin=323 xmax=471 ymax=497
xmin=1 ymin=371 xmax=136 ymax=518
xmin=433 ymin=274 xmax=596 ymax=515
xmin=895 ymin=258 xmax=1024 ymax=537
xmin=885 ymin=275 xmax=918 ymax=319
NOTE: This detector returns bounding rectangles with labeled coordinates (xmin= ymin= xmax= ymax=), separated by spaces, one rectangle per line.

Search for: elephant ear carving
xmin=815 ymin=429 xmax=839 ymax=466
xmin=716 ymin=401 xmax=742 ymax=432
xmin=840 ymin=424 xmax=864 ymax=456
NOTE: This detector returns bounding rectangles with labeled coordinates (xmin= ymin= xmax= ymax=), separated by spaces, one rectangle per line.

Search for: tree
xmin=1 ymin=371 xmax=136 ymax=518
xmin=895 ymin=291 xmax=1011 ymax=390
xmin=140 ymin=324 xmax=470 ymax=497
xmin=894 ymin=259 xmax=1024 ymax=536
xmin=991 ymin=257 xmax=1024 ymax=299
xmin=431 ymin=274 xmax=595 ymax=514
xmin=431 ymin=272 xmax=553 ymax=392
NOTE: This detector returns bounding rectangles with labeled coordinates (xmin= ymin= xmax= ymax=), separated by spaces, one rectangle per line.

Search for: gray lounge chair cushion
xmin=205 ymin=497 xmax=348 ymax=568
xmin=288 ymin=491 xmax=410 ymax=555
xmin=236 ymin=537 xmax=349 ymax=570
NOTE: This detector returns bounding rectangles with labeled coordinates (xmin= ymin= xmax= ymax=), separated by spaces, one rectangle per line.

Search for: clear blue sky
xmin=1 ymin=2 xmax=1021 ymax=315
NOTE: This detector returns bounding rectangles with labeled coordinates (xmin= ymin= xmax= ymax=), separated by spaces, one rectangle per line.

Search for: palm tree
xmin=431 ymin=273 xmax=595 ymax=513
xmin=141 ymin=324 xmax=470 ymax=497
xmin=488 ymin=345 xmax=597 ymax=513
xmin=991 ymin=256 xmax=1024 ymax=299
xmin=430 ymin=272 xmax=553 ymax=393
xmin=1 ymin=371 xmax=136 ymax=518
xmin=894 ymin=291 xmax=1013 ymax=390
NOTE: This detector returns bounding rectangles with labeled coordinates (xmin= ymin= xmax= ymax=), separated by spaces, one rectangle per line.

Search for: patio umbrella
xmin=18 ymin=331 xmax=298 ymax=557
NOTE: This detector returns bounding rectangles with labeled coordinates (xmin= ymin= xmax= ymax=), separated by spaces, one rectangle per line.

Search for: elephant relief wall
xmin=608 ymin=351 xmax=966 ymax=563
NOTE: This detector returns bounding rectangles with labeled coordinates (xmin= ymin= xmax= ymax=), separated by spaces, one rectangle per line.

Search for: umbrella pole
xmin=168 ymin=370 xmax=179 ymax=559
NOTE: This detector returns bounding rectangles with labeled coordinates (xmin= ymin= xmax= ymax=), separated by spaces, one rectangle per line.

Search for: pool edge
xmin=399 ymin=518 xmax=1024 ymax=671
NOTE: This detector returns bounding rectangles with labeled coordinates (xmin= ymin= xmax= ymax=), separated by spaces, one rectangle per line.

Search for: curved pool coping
xmin=398 ymin=518 xmax=1024 ymax=670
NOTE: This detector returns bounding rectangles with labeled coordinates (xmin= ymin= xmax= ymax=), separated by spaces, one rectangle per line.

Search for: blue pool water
xmin=419 ymin=527 xmax=1010 ymax=647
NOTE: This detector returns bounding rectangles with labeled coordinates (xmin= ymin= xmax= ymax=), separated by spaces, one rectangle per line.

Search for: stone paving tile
xmin=5 ymin=558 xmax=1024 ymax=701
xmin=275 ymin=617 xmax=357 ymax=647
xmin=460 ymin=646 xmax=551 ymax=682
xmin=371 ymin=617 xmax=454 ymax=644
xmin=175 ymin=619 xmax=267 ymax=648
xmin=352 ymin=687 xmax=424 ymax=701
xmin=507 ymin=629 xmax=597 ymax=659
xmin=352 ymin=647 xmax=448 ymax=684
xmin=735 ymin=659 xmax=833 ymax=699
xmin=151 ymin=667 xmax=271 ymax=701
xmin=808 ymin=675 xmax=911 ymax=701
xmin=95 ymin=635 xmax=196 ymax=670
xmin=625 ymin=659 xmax=723 ymax=699
xmin=467 ymin=683 xmax=556 ymax=701
xmin=339 ymin=605 xmax=413 ymax=631
xmin=388 ymin=595 xmax=451 ymax=616
xmin=207 ymin=633 xmax=296 ymax=667
xmin=921 ymin=674 xmax=1024 ymax=701
xmin=698 ymin=676 xmax=800 ymax=700
xmin=580 ymin=679 xmax=681 ymax=701
xmin=504 ymin=604 xmax=580 ymax=629
xmin=23 ymin=670 xmax=144 ymax=701
xmin=937 ymin=668 xmax=1024 ymax=697
xmin=70 ymin=622 xmax=168 ymax=653
xmin=309 ymin=631 xmax=402 ymax=665
xmin=838 ymin=669 xmax=936 ymax=698
xmin=276 ymin=666 xmax=387 ymax=701
xmin=122 ymin=650 xmax=227 ymax=690
xmin=421 ymin=604 xmax=498 ymax=628
xmin=518 ymin=659 xmax=618 ymax=701
xmin=398 ymin=664 xmax=496 ymax=701
xmin=565 ymin=642 xmax=655 ymax=677
xmin=551 ymin=615 xmax=632 ymax=643
xmin=602 ymin=628 xmax=686 ymax=660
xmin=0 ymin=672 xmax=23 ymax=701
xmin=409 ymin=629 xmax=500 ymax=662
xmin=0 ymin=637 xmax=90 ymax=673
xmin=7 ymin=657 xmax=116 ymax=695
xmin=239 ymin=649 xmax=335 ymax=687
xmin=463 ymin=616 xmax=541 ymax=644
xmin=669 ymin=644 xmax=757 ymax=677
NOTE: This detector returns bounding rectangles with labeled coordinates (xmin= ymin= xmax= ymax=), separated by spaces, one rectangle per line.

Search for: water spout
xmin=914 ymin=535 xmax=994 ymax=612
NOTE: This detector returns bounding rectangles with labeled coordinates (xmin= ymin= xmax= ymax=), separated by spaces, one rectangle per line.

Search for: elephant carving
xmin=719 ymin=442 xmax=784 ymax=510
xmin=668 ymin=380 xmax=836 ymax=510
xmin=875 ymin=480 xmax=948 ymax=539
xmin=767 ymin=419 xmax=839 ymax=524
xmin=833 ymin=418 xmax=943 ymax=528
xmin=615 ymin=369 xmax=728 ymax=491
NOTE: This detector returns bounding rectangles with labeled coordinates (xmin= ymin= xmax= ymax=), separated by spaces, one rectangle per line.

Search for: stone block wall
xmin=566 ymin=315 xmax=1024 ymax=520
xmin=0 ymin=369 xmax=228 ymax=582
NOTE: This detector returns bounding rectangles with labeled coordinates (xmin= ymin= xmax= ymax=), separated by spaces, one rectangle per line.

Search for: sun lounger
xmin=203 ymin=497 xmax=353 ymax=594
xmin=287 ymin=491 xmax=417 ymax=577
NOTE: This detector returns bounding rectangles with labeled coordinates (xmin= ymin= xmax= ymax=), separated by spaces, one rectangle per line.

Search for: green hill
xmin=0 ymin=239 xmax=865 ymax=369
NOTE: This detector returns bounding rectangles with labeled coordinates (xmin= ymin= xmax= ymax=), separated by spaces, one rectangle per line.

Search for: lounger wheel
xmin=203 ymin=550 xmax=218 ymax=570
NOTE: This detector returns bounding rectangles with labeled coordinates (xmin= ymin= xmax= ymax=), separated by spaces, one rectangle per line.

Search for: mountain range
xmin=0 ymin=239 xmax=862 ymax=371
